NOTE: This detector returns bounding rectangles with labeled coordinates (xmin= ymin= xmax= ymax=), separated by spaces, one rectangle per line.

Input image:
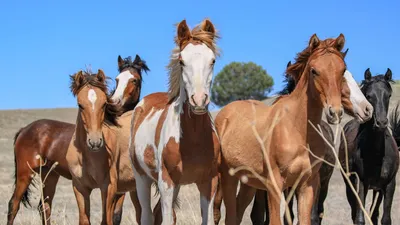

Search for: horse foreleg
xmin=381 ymin=178 xmax=396 ymax=225
xmin=212 ymin=173 xmax=223 ymax=225
xmin=283 ymin=189 xmax=295 ymax=225
xmin=135 ymin=174 xmax=154 ymax=225
xmin=354 ymin=182 xmax=368 ymax=225
xmin=236 ymin=183 xmax=256 ymax=224
xmin=296 ymin=176 xmax=319 ymax=225
xmin=39 ymin=172 xmax=60 ymax=225
xmin=129 ymin=190 xmax=142 ymax=224
xmin=370 ymin=190 xmax=383 ymax=225
xmin=158 ymin=166 xmax=180 ymax=225
xmin=220 ymin=160 xmax=238 ymax=225
xmin=101 ymin=183 xmax=117 ymax=225
xmin=250 ymin=189 xmax=267 ymax=225
xmin=72 ymin=182 xmax=91 ymax=225
xmin=196 ymin=175 xmax=218 ymax=225
xmin=112 ymin=193 xmax=126 ymax=225
xmin=7 ymin=170 xmax=33 ymax=225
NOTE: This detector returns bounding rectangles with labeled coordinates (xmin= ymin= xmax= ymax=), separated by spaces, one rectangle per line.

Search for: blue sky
xmin=1 ymin=0 xmax=399 ymax=110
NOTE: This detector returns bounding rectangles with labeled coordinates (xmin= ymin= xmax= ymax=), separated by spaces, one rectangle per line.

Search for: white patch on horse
xmin=111 ymin=70 xmax=134 ymax=102
xmin=134 ymin=107 xmax=164 ymax=179
xmin=344 ymin=70 xmax=368 ymax=111
xmin=88 ymin=89 xmax=97 ymax=112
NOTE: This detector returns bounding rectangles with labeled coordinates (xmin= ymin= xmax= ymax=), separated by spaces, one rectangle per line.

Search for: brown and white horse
xmin=129 ymin=19 xmax=221 ymax=225
xmin=7 ymin=55 xmax=149 ymax=225
xmin=216 ymin=34 xmax=347 ymax=225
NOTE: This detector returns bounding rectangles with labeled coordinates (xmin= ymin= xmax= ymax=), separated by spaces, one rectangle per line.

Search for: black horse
xmin=250 ymin=61 xmax=336 ymax=225
xmin=339 ymin=68 xmax=399 ymax=225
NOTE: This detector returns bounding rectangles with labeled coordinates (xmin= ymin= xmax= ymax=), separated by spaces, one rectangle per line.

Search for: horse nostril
xmin=203 ymin=94 xmax=208 ymax=105
xmin=328 ymin=106 xmax=335 ymax=116
xmin=191 ymin=95 xmax=197 ymax=106
xmin=339 ymin=107 xmax=344 ymax=117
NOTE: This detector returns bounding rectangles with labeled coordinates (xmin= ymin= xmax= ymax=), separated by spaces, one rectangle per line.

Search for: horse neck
xmin=359 ymin=120 xmax=387 ymax=155
xmin=284 ymin=70 xmax=324 ymax=136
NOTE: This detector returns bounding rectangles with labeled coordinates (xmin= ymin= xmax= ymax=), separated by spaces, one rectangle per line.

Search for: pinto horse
xmin=7 ymin=55 xmax=148 ymax=225
xmin=339 ymin=69 xmax=399 ymax=225
xmin=129 ymin=19 xmax=220 ymax=225
xmin=245 ymin=68 xmax=373 ymax=225
xmin=216 ymin=34 xmax=347 ymax=225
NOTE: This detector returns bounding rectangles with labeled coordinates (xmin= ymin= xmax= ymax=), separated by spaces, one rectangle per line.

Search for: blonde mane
xmin=167 ymin=22 xmax=221 ymax=102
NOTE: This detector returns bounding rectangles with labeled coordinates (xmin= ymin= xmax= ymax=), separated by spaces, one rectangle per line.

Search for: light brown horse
xmin=7 ymin=55 xmax=148 ymax=225
xmin=129 ymin=19 xmax=221 ymax=225
xmin=216 ymin=34 xmax=347 ymax=225
xmin=65 ymin=69 xmax=138 ymax=225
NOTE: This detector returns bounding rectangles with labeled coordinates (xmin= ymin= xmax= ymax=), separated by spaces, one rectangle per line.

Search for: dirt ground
xmin=1 ymin=96 xmax=400 ymax=225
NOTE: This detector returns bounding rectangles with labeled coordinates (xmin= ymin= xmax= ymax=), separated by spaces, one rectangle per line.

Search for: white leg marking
xmin=88 ymin=89 xmax=97 ymax=112
xmin=134 ymin=174 xmax=154 ymax=225
xmin=158 ymin=177 xmax=177 ymax=225
xmin=111 ymin=71 xmax=134 ymax=102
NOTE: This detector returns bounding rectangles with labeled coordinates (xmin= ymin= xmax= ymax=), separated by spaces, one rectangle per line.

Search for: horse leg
xmin=283 ymin=189 xmax=295 ymax=225
xmin=135 ymin=174 xmax=154 ymax=225
xmin=72 ymin=182 xmax=91 ymax=225
xmin=129 ymin=190 xmax=142 ymax=224
xmin=370 ymin=190 xmax=383 ymax=225
xmin=313 ymin=175 xmax=331 ymax=225
xmin=381 ymin=178 xmax=396 ymax=225
xmin=213 ymin=173 xmax=223 ymax=225
xmin=344 ymin=175 xmax=358 ymax=222
xmin=112 ymin=193 xmax=126 ymax=225
xmin=250 ymin=190 xmax=267 ymax=225
xmin=38 ymin=172 xmax=60 ymax=225
xmin=158 ymin=165 xmax=180 ymax=225
xmin=236 ymin=183 xmax=256 ymax=224
xmin=196 ymin=175 xmax=219 ymax=225
xmin=220 ymin=160 xmax=238 ymax=225
xmin=296 ymin=176 xmax=319 ymax=225
xmin=354 ymin=182 xmax=368 ymax=225
xmin=7 ymin=170 xmax=33 ymax=225
xmin=266 ymin=185 xmax=282 ymax=225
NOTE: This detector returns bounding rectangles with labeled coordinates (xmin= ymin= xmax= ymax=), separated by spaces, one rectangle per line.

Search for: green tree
xmin=211 ymin=62 xmax=274 ymax=107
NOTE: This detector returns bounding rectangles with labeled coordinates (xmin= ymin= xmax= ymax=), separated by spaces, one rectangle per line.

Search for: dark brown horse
xmin=7 ymin=55 xmax=148 ymax=225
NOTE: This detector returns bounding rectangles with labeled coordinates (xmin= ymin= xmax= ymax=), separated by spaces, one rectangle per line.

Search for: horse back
xmin=14 ymin=119 xmax=75 ymax=179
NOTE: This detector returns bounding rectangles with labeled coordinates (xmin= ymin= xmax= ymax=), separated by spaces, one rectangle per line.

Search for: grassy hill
xmin=0 ymin=84 xmax=399 ymax=225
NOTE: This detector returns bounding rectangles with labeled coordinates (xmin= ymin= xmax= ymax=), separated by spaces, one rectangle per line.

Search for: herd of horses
xmin=6 ymin=18 xmax=400 ymax=225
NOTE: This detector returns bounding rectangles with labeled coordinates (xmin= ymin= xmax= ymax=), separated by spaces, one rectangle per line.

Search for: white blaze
xmin=112 ymin=70 xmax=134 ymax=102
xmin=88 ymin=89 xmax=97 ymax=112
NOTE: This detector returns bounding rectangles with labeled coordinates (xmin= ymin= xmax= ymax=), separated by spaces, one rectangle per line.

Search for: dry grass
xmin=1 ymin=84 xmax=400 ymax=225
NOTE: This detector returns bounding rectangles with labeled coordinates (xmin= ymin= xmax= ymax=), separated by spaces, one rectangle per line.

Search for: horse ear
xmin=385 ymin=68 xmax=392 ymax=81
xmin=74 ymin=71 xmax=85 ymax=86
xmin=133 ymin=54 xmax=150 ymax=73
xmin=97 ymin=69 xmax=106 ymax=83
xmin=342 ymin=48 xmax=349 ymax=58
xmin=200 ymin=19 xmax=216 ymax=35
xmin=118 ymin=55 xmax=124 ymax=69
xmin=286 ymin=61 xmax=292 ymax=68
xmin=177 ymin=19 xmax=191 ymax=44
xmin=364 ymin=68 xmax=372 ymax=81
xmin=334 ymin=33 xmax=345 ymax=52
xmin=308 ymin=34 xmax=320 ymax=50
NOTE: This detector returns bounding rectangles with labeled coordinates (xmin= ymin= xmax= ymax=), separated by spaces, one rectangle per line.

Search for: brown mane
xmin=286 ymin=38 xmax=347 ymax=81
xmin=167 ymin=20 xmax=221 ymax=102
xmin=69 ymin=69 xmax=122 ymax=127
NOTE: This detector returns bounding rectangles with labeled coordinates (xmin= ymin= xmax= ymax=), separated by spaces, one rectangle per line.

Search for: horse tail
xmin=12 ymin=127 xmax=34 ymax=208
xmin=390 ymin=101 xmax=400 ymax=149
xmin=151 ymin=182 xmax=181 ymax=210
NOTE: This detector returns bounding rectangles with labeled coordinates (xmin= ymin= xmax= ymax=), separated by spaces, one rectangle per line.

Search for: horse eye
xmin=78 ymin=104 xmax=84 ymax=109
xmin=179 ymin=59 xmax=185 ymax=66
xmin=311 ymin=68 xmax=318 ymax=76
xmin=211 ymin=59 xmax=216 ymax=64
xmin=132 ymin=79 xmax=138 ymax=84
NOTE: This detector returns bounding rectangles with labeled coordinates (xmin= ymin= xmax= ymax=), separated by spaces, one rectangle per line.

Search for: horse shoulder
xmin=66 ymin=134 xmax=83 ymax=178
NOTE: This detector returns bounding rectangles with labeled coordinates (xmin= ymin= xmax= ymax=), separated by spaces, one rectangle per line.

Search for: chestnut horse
xmin=7 ymin=55 xmax=148 ymax=225
xmin=247 ymin=69 xmax=373 ymax=225
xmin=216 ymin=34 xmax=347 ymax=225
xmin=129 ymin=19 xmax=220 ymax=225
